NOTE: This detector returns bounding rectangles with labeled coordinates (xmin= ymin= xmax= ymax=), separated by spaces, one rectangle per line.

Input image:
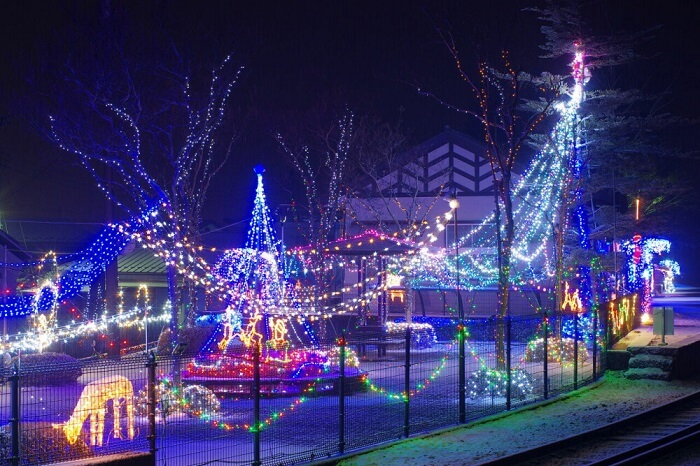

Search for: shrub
xmin=14 ymin=352 xmax=82 ymax=386
xmin=467 ymin=368 xmax=535 ymax=400
xmin=135 ymin=378 xmax=220 ymax=418
xmin=385 ymin=322 xmax=437 ymax=349
xmin=0 ymin=422 xmax=93 ymax=465
xmin=523 ymin=337 xmax=588 ymax=364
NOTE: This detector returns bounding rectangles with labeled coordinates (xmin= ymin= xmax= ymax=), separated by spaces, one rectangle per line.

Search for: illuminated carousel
xmin=181 ymin=165 xmax=365 ymax=395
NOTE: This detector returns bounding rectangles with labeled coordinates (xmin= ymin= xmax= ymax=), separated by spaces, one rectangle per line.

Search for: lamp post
xmin=449 ymin=192 xmax=465 ymax=423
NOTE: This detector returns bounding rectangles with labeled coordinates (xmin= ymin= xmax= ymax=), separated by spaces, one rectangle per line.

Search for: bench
xmin=348 ymin=325 xmax=403 ymax=358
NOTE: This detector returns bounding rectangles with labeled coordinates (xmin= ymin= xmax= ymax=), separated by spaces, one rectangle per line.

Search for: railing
xmin=1 ymin=309 xmax=607 ymax=466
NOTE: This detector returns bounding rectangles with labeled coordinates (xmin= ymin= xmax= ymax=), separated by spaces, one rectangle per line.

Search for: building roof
xmin=116 ymin=247 xmax=168 ymax=287
xmin=1 ymin=220 xmax=104 ymax=256
xmin=118 ymin=247 xmax=166 ymax=274
xmin=358 ymin=127 xmax=526 ymax=198
xmin=0 ymin=229 xmax=33 ymax=262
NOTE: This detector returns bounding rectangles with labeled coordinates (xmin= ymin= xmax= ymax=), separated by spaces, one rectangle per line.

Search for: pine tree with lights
xmin=213 ymin=164 xmax=284 ymax=315
xmin=185 ymin=166 xmax=368 ymax=391
xmin=533 ymin=0 xmax=694 ymax=287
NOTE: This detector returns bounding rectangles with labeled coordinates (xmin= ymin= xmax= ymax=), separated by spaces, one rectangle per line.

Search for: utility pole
xmin=3 ymin=244 xmax=7 ymax=343
xmin=449 ymin=191 xmax=465 ymax=423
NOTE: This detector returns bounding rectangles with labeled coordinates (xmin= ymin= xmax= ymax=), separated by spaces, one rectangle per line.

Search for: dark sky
xmin=0 ymin=1 xmax=546 ymax=225
xmin=1 ymin=1 xmax=699 ymax=277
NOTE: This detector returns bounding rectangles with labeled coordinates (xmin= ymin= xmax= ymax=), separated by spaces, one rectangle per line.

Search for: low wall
xmin=674 ymin=339 xmax=700 ymax=379
xmin=53 ymin=452 xmax=154 ymax=466
xmin=606 ymin=350 xmax=632 ymax=371
xmin=608 ymin=340 xmax=700 ymax=379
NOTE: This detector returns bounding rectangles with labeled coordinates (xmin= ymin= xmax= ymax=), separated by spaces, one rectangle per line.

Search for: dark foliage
xmin=13 ymin=352 xmax=82 ymax=386
xmin=0 ymin=422 xmax=93 ymax=465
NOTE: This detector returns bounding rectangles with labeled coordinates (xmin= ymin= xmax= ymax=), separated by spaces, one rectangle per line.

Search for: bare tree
xmin=50 ymin=55 xmax=244 ymax=356
xmin=421 ymin=28 xmax=564 ymax=366
xmin=346 ymin=115 xmax=447 ymax=241
xmin=276 ymin=111 xmax=354 ymax=313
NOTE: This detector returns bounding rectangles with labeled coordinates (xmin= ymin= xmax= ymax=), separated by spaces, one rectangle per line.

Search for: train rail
xmin=480 ymin=389 xmax=700 ymax=465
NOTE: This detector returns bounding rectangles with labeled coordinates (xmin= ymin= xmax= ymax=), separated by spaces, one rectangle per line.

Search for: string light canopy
xmin=392 ymin=46 xmax=589 ymax=292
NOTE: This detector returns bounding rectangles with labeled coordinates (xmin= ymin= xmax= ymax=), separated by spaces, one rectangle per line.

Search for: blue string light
xmin=0 ymin=214 xmax=149 ymax=318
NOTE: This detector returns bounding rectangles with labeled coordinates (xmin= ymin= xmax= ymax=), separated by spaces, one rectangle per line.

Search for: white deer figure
xmin=53 ymin=375 xmax=135 ymax=446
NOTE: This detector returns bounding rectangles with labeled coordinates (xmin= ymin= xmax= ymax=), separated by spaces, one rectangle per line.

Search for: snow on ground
xmin=335 ymin=371 xmax=700 ymax=466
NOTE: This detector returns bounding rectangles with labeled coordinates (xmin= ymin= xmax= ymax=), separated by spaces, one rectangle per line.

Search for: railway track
xmin=480 ymin=389 xmax=700 ymax=465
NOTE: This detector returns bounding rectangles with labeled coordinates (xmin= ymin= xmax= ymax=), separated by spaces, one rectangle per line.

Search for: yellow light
xmin=53 ymin=375 xmax=134 ymax=446
xmin=560 ymin=282 xmax=583 ymax=313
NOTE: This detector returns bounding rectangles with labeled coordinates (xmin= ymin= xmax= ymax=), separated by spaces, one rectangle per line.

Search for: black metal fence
xmin=1 ymin=309 xmax=607 ymax=466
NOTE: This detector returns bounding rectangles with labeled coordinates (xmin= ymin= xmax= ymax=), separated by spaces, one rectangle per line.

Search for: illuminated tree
xmin=344 ymin=115 xmax=451 ymax=325
xmin=421 ymin=24 xmax=566 ymax=366
xmin=346 ymin=114 xmax=447 ymax=241
xmin=49 ymin=54 xmax=244 ymax=355
xmin=534 ymin=0 xmax=694 ymax=290
xmin=275 ymin=111 xmax=354 ymax=310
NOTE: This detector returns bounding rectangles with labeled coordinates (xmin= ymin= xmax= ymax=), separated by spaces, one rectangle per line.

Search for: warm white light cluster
xmin=4 ymin=289 xmax=171 ymax=353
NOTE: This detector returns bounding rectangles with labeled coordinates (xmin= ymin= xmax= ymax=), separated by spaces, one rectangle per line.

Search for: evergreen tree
xmin=533 ymin=0 xmax=696 ymax=288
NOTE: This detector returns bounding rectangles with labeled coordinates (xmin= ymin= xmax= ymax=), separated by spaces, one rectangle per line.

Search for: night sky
xmin=1 ymin=1 xmax=699 ymax=279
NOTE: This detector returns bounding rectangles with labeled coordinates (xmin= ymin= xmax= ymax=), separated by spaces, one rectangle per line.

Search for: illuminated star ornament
xmin=213 ymin=164 xmax=285 ymax=315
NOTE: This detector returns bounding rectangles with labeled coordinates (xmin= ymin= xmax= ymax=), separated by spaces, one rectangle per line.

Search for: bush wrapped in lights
xmin=135 ymin=378 xmax=220 ymax=418
xmin=562 ymin=316 xmax=604 ymax=347
xmin=523 ymin=337 xmax=589 ymax=364
xmin=394 ymin=316 xmax=457 ymax=341
xmin=181 ymin=384 xmax=221 ymax=418
xmin=385 ymin=322 xmax=437 ymax=349
xmin=467 ymin=368 xmax=534 ymax=400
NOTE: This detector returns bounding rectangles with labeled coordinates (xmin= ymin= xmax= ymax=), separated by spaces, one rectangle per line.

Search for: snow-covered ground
xmin=333 ymin=293 xmax=700 ymax=465
xmin=335 ymin=371 xmax=700 ymax=466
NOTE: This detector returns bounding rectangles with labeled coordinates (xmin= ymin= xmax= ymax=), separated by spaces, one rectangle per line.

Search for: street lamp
xmin=449 ymin=193 xmax=461 ymax=318
xmin=449 ymin=191 xmax=465 ymax=423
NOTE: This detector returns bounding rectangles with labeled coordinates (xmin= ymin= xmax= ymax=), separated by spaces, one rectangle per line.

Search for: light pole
xmin=449 ymin=192 xmax=465 ymax=423
xmin=3 ymin=244 xmax=7 ymax=344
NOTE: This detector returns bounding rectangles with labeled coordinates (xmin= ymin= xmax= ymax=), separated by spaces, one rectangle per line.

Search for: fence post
xmin=10 ymin=362 xmax=20 ymax=466
xmin=543 ymin=310 xmax=549 ymax=400
xmin=602 ymin=303 xmax=608 ymax=372
xmin=404 ymin=325 xmax=411 ymax=438
xmin=146 ymin=351 xmax=157 ymax=461
xmin=506 ymin=316 xmax=512 ymax=411
xmin=338 ymin=334 xmax=346 ymax=454
xmin=592 ymin=307 xmax=598 ymax=380
xmin=573 ymin=313 xmax=579 ymax=390
xmin=252 ymin=343 xmax=261 ymax=466
xmin=458 ymin=321 xmax=466 ymax=424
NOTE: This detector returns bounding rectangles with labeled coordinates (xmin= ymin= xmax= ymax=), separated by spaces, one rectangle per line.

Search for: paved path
xmin=613 ymin=286 xmax=700 ymax=350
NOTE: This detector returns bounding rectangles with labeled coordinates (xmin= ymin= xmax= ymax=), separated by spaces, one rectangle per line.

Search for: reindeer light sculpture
xmin=53 ymin=375 xmax=135 ymax=447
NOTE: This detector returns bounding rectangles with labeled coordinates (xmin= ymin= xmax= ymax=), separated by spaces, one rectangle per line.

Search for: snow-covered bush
xmin=135 ymin=378 xmax=220 ymax=418
xmin=467 ymin=368 xmax=534 ymax=400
